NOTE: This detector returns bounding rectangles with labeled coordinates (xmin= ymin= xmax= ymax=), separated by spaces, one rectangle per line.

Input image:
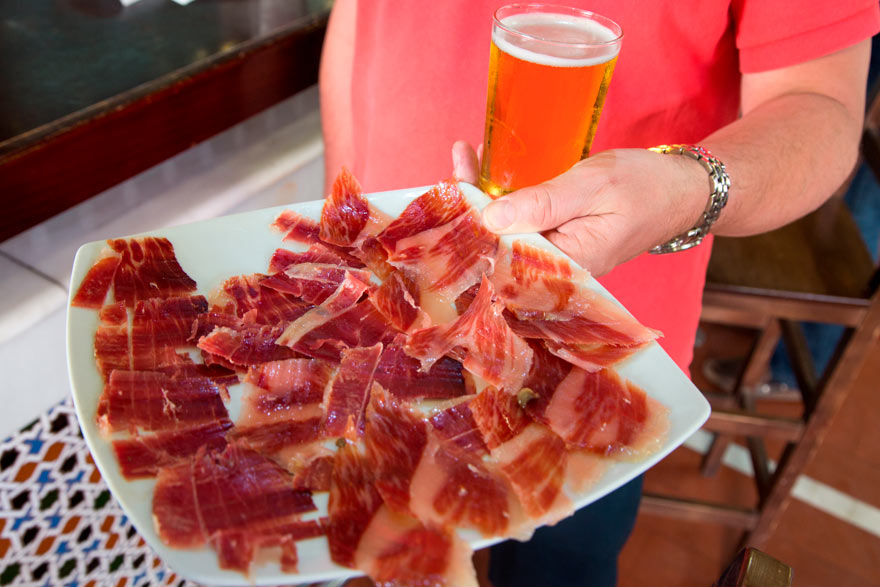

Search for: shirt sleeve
xmin=732 ymin=0 xmax=880 ymax=73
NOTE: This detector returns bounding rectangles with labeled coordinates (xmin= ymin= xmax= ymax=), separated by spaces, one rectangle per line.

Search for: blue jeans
xmin=489 ymin=475 xmax=643 ymax=587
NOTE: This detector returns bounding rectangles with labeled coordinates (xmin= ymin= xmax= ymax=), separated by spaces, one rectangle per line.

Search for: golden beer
xmin=479 ymin=6 xmax=622 ymax=198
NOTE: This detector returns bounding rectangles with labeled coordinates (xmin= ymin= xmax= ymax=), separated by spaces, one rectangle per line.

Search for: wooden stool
xmin=640 ymin=115 xmax=880 ymax=549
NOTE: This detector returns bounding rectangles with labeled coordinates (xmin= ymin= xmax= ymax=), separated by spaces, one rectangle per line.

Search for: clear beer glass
xmin=479 ymin=4 xmax=623 ymax=198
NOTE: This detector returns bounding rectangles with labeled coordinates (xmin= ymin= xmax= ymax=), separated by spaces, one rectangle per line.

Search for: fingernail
xmin=484 ymin=199 xmax=514 ymax=231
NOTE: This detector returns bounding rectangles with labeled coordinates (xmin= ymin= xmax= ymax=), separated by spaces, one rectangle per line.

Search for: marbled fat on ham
xmin=109 ymin=237 xmax=197 ymax=306
xmin=97 ymin=370 xmax=229 ymax=434
xmin=406 ymin=275 xmax=534 ymax=393
xmin=153 ymin=444 xmax=318 ymax=574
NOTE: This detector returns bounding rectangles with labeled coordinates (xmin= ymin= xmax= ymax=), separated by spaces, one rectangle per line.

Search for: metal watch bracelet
xmin=647 ymin=144 xmax=731 ymax=254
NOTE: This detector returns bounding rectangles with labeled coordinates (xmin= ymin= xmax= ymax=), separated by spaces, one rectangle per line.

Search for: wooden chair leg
xmin=701 ymin=433 xmax=731 ymax=477
xmin=743 ymin=296 xmax=880 ymax=547
xmin=701 ymin=321 xmax=782 ymax=478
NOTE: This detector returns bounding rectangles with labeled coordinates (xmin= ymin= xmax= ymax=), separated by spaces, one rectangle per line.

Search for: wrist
xmin=648 ymin=145 xmax=731 ymax=254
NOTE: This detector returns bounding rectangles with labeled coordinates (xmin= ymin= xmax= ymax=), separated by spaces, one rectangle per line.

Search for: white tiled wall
xmin=0 ymin=85 xmax=325 ymax=438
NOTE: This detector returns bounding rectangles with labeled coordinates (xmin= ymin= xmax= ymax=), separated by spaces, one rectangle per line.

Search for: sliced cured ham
xmin=113 ymin=420 xmax=231 ymax=479
xmin=268 ymin=243 xmax=364 ymax=273
xmin=230 ymin=418 xmax=324 ymax=455
xmin=356 ymin=506 xmax=477 ymax=587
xmin=541 ymin=340 xmax=648 ymax=373
xmin=71 ymin=253 xmax=121 ymax=309
xmin=153 ymin=444 xmax=318 ymax=574
xmin=212 ymin=274 xmax=312 ymax=325
xmin=261 ymin=263 xmax=373 ymax=305
xmin=376 ymin=180 xmax=471 ymax=252
xmin=363 ymin=388 xmax=428 ymax=513
xmin=97 ymin=370 xmax=229 ymax=433
xmin=323 ymin=344 xmax=384 ymax=437
xmin=95 ymin=302 xmax=132 ymax=377
xmin=272 ymin=209 xmax=321 ymax=244
xmin=320 ymin=167 xmax=370 ymax=246
xmin=369 ymin=271 xmax=430 ymax=333
xmin=489 ymin=241 xmax=584 ymax=312
xmin=327 ymin=441 xmax=385 ymax=569
xmin=240 ymin=358 xmax=334 ymax=424
xmin=131 ymin=296 xmax=207 ymax=370
xmin=197 ymin=323 xmax=297 ymax=367
xmin=537 ymin=367 xmax=669 ymax=457
xmin=276 ymin=272 xmax=371 ymax=349
xmin=406 ymin=276 xmax=533 ymax=393
xmin=373 ymin=337 xmax=468 ymax=400
xmin=429 ymin=400 xmax=489 ymax=457
xmin=409 ymin=431 xmax=520 ymax=538
xmin=109 ymin=237 xmax=197 ymax=306
xmin=328 ymin=440 xmax=476 ymax=586
xmin=489 ymin=423 xmax=573 ymax=527
xmin=387 ymin=209 xmax=499 ymax=305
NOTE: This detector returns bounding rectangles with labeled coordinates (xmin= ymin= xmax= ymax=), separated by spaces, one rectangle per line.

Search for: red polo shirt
xmin=349 ymin=0 xmax=880 ymax=372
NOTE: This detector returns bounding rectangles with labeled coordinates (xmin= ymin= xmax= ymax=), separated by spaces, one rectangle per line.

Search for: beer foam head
xmin=494 ymin=12 xmax=621 ymax=67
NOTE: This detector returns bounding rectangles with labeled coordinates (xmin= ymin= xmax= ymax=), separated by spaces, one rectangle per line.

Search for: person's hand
xmin=452 ymin=141 xmax=708 ymax=276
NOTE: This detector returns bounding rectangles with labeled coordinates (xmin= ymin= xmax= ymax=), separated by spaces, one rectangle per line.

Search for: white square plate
xmin=67 ymin=183 xmax=710 ymax=585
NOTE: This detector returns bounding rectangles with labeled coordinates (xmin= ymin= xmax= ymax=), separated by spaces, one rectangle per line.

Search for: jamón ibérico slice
xmin=351 ymin=236 xmax=395 ymax=280
xmin=507 ymin=311 xmax=657 ymax=349
xmin=71 ymin=253 xmax=121 ymax=309
xmin=276 ymin=272 xmax=371 ymax=349
xmin=469 ymin=385 xmax=530 ymax=450
xmin=197 ymin=324 xmax=297 ymax=367
xmin=95 ymin=303 xmax=131 ymax=378
xmin=489 ymin=423 xmax=573 ymax=527
xmin=211 ymin=518 xmax=326 ymax=574
xmin=301 ymin=299 xmax=398 ymax=359
xmin=387 ymin=208 xmax=499 ymax=305
xmin=357 ymin=507 xmax=477 ymax=587
xmin=363 ymin=388 xmax=428 ymax=513
xmin=273 ymin=210 xmax=321 ymax=244
xmin=109 ymin=237 xmax=197 ymax=306
xmin=537 ymin=367 xmax=669 ymax=456
xmin=157 ymin=363 xmax=239 ymax=389
xmin=268 ymin=243 xmax=363 ymax=273
xmin=239 ymin=358 xmax=334 ymax=424
xmin=113 ymin=420 xmax=231 ymax=479
xmin=409 ymin=431 xmax=518 ymax=538
xmin=327 ymin=441 xmax=384 ymax=569
xmin=541 ymin=340 xmax=648 ymax=373
xmin=429 ymin=400 xmax=489 ymax=457
xmin=373 ymin=336 xmax=468 ymax=400
xmin=406 ymin=276 xmax=533 ymax=393
xmin=97 ymin=370 xmax=229 ymax=433
xmin=213 ymin=274 xmax=312 ymax=325
xmin=320 ymin=167 xmax=370 ymax=246
xmin=130 ymin=296 xmax=207 ymax=371
xmin=153 ymin=444 xmax=317 ymax=574
xmin=261 ymin=263 xmax=373 ymax=305
xmin=230 ymin=418 xmax=323 ymax=455
xmin=329 ymin=441 xmax=477 ymax=586
xmin=323 ymin=344 xmax=383 ymax=437
xmin=376 ymin=180 xmax=471 ymax=252
xmin=489 ymin=241 xmax=584 ymax=312
xmin=292 ymin=453 xmax=335 ymax=491
xmin=370 ymin=271 xmax=430 ymax=333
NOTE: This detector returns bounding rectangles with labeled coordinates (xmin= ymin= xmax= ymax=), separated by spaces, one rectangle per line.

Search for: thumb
xmin=482 ymin=180 xmax=587 ymax=234
xmin=451 ymin=140 xmax=481 ymax=185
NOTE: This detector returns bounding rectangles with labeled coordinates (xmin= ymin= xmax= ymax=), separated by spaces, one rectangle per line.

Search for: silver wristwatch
xmin=648 ymin=144 xmax=731 ymax=254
